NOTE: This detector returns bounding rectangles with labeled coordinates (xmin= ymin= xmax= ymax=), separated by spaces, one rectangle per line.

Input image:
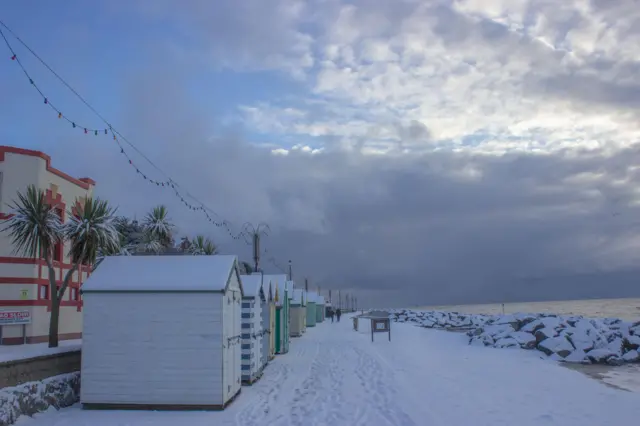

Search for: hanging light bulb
xmin=11 ymin=54 xmax=16 ymax=60
xmin=58 ymin=112 xmax=62 ymax=119
xmin=84 ymin=128 xmax=88 ymax=134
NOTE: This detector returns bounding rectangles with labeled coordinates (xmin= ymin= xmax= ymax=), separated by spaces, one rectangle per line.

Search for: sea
xmin=418 ymin=297 xmax=640 ymax=321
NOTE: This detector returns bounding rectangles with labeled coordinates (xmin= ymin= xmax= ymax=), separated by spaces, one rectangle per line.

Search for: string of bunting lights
xmin=0 ymin=21 xmax=246 ymax=241
xmin=259 ymin=246 xmax=288 ymax=274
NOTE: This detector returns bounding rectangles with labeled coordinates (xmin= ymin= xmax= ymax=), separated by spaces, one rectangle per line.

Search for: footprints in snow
xmin=234 ymin=362 xmax=289 ymax=426
xmin=354 ymin=347 xmax=418 ymax=426
xmin=237 ymin=338 xmax=417 ymax=426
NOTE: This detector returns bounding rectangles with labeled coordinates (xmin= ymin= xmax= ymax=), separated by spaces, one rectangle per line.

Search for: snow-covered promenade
xmin=14 ymin=314 xmax=640 ymax=426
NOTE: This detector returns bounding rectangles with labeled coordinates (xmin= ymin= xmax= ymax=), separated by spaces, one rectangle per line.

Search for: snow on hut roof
xmin=82 ymin=255 xmax=240 ymax=293
xmin=286 ymin=281 xmax=297 ymax=299
xmin=251 ymin=273 xmax=273 ymax=300
xmin=241 ymin=275 xmax=266 ymax=300
xmin=291 ymin=289 xmax=306 ymax=305
xmin=307 ymin=292 xmax=318 ymax=303
xmin=316 ymin=296 xmax=325 ymax=305
xmin=273 ymin=275 xmax=290 ymax=295
xmin=263 ymin=274 xmax=287 ymax=302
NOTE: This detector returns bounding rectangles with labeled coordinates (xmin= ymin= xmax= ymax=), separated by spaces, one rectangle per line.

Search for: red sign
xmin=0 ymin=310 xmax=31 ymax=325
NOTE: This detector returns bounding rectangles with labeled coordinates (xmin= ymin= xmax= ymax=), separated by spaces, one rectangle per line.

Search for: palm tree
xmin=142 ymin=205 xmax=174 ymax=252
xmin=239 ymin=261 xmax=254 ymax=274
xmin=188 ymin=235 xmax=217 ymax=255
xmin=2 ymin=186 xmax=120 ymax=347
xmin=137 ymin=231 xmax=164 ymax=254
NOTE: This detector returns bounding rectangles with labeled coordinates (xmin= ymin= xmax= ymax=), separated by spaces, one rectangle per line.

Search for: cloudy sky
xmin=1 ymin=0 xmax=640 ymax=307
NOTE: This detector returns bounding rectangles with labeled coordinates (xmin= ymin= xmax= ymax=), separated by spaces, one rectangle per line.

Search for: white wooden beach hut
xmin=240 ymin=275 xmax=266 ymax=384
xmin=266 ymin=279 xmax=276 ymax=360
xmin=315 ymin=295 xmax=325 ymax=323
xmin=289 ymin=288 xmax=306 ymax=337
xmin=255 ymin=274 xmax=272 ymax=367
xmin=80 ymin=255 xmax=244 ymax=410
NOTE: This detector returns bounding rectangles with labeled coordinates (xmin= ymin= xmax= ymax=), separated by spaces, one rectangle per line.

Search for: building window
xmin=71 ymin=288 xmax=78 ymax=301
xmin=40 ymin=285 xmax=48 ymax=300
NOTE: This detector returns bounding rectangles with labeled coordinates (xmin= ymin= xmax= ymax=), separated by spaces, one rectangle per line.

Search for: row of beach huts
xmin=78 ymin=255 xmax=331 ymax=410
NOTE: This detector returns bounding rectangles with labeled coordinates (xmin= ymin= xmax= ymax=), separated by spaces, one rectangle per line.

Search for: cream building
xmin=0 ymin=145 xmax=95 ymax=345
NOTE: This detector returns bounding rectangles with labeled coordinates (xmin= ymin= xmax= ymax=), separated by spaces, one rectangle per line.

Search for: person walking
xmin=329 ymin=308 xmax=334 ymax=323
xmin=336 ymin=308 xmax=342 ymax=322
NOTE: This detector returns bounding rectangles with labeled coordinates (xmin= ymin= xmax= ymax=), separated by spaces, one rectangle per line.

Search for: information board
xmin=371 ymin=318 xmax=391 ymax=342
xmin=0 ymin=310 xmax=31 ymax=325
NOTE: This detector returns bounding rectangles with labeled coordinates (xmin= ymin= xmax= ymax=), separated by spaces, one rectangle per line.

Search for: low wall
xmin=0 ymin=351 xmax=81 ymax=388
xmin=0 ymin=372 xmax=80 ymax=426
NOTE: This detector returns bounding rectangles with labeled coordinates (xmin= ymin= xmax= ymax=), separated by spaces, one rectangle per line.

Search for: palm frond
xmin=137 ymin=232 xmax=164 ymax=254
xmin=188 ymin=235 xmax=218 ymax=255
xmin=1 ymin=185 xmax=62 ymax=259
xmin=63 ymin=197 xmax=120 ymax=265
xmin=143 ymin=205 xmax=173 ymax=236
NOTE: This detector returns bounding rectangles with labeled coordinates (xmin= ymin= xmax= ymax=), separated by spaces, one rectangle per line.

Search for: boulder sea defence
xmin=391 ymin=309 xmax=640 ymax=366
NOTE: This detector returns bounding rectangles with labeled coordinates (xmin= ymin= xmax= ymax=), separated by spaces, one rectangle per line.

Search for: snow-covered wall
xmin=0 ymin=372 xmax=80 ymax=426
xmin=0 ymin=349 xmax=81 ymax=388
xmin=392 ymin=309 xmax=640 ymax=366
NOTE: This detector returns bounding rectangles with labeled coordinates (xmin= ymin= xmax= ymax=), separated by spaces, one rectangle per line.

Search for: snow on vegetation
xmin=0 ymin=373 xmax=79 ymax=426
xmin=391 ymin=309 xmax=640 ymax=365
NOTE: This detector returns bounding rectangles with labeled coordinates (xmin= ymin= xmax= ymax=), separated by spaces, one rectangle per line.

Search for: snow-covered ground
xmin=0 ymin=340 xmax=81 ymax=363
xmin=13 ymin=318 xmax=640 ymax=426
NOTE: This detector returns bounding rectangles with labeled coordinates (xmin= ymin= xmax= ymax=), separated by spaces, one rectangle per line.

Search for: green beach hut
xmin=306 ymin=292 xmax=317 ymax=328
xmin=267 ymin=274 xmax=290 ymax=354
xmin=315 ymin=295 xmax=325 ymax=323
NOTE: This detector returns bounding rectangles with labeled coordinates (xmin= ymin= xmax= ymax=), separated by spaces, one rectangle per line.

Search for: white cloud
xmin=221 ymin=0 xmax=640 ymax=154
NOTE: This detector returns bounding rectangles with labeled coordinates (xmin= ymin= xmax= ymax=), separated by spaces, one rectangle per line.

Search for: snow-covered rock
xmin=390 ymin=308 xmax=640 ymax=366
xmin=0 ymin=372 xmax=79 ymax=426
xmin=566 ymin=329 xmax=595 ymax=352
xmin=585 ymin=348 xmax=618 ymax=364
xmin=564 ymin=349 xmax=590 ymax=364
xmin=534 ymin=327 xmax=558 ymax=343
xmin=494 ymin=337 xmax=520 ymax=349
xmin=469 ymin=334 xmax=495 ymax=347
xmin=622 ymin=350 xmax=640 ymax=363
xmin=538 ymin=336 xmax=574 ymax=358
xmin=624 ymin=335 xmax=640 ymax=350
xmin=508 ymin=332 xmax=537 ymax=349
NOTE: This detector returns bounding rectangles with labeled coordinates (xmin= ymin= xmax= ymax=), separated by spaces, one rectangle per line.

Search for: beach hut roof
xmin=241 ymin=275 xmax=266 ymax=301
xmin=307 ymin=292 xmax=318 ymax=303
xmin=316 ymin=296 xmax=325 ymax=305
xmin=251 ymin=273 xmax=273 ymax=300
xmin=82 ymin=255 xmax=242 ymax=294
xmin=291 ymin=289 xmax=306 ymax=305
xmin=263 ymin=274 xmax=287 ymax=303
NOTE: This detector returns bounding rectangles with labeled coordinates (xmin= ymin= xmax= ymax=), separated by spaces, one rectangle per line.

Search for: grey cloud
xmin=31 ymin=65 xmax=640 ymax=308
xmin=532 ymin=73 xmax=640 ymax=111
xmin=11 ymin=0 xmax=640 ymax=309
